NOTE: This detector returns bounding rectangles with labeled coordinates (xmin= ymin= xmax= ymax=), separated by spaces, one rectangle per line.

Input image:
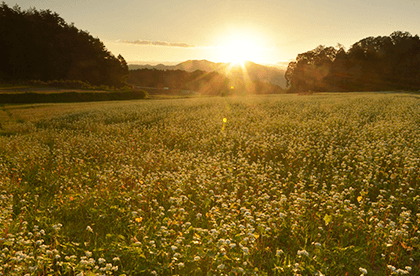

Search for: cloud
xmin=123 ymin=39 xmax=195 ymax=48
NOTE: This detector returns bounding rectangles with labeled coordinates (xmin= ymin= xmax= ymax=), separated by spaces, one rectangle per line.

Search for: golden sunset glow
xmin=216 ymin=31 xmax=267 ymax=64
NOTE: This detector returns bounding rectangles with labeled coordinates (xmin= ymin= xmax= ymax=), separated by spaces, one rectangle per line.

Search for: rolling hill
xmin=129 ymin=60 xmax=287 ymax=88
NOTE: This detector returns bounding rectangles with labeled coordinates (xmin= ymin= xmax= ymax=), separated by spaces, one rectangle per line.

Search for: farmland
xmin=0 ymin=93 xmax=419 ymax=275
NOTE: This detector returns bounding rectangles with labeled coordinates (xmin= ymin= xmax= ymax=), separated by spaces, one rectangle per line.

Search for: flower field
xmin=1 ymin=93 xmax=419 ymax=275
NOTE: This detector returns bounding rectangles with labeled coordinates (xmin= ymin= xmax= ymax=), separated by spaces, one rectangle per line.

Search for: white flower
xmin=359 ymin=267 xmax=368 ymax=274
xmin=177 ymin=262 xmax=185 ymax=268
xmin=86 ymin=226 xmax=93 ymax=233
xmin=297 ymin=249 xmax=309 ymax=257
xmin=276 ymin=249 xmax=284 ymax=256
xmin=98 ymin=258 xmax=106 ymax=265
xmin=387 ymin=265 xmax=396 ymax=272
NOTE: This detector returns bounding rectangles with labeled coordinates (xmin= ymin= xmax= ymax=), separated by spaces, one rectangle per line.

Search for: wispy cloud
xmin=123 ymin=39 xmax=195 ymax=48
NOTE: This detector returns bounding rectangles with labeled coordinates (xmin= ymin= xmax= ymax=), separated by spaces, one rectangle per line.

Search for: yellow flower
xmin=357 ymin=196 xmax=363 ymax=202
xmin=135 ymin=217 xmax=143 ymax=223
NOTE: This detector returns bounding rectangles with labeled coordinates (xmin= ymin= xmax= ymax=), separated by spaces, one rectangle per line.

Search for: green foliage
xmin=0 ymin=3 xmax=128 ymax=87
xmin=0 ymin=93 xmax=419 ymax=275
xmin=0 ymin=90 xmax=148 ymax=104
xmin=286 ymin=31 xmax=420 ymax=92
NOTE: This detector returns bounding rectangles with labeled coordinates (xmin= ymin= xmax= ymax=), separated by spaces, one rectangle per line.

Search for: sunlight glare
xmin=218 ymin=34 xmax=264 ymax=64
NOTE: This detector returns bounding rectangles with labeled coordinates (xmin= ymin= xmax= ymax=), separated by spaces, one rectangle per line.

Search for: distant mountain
xmin=129 ymin=60 xmax=287 ymax=88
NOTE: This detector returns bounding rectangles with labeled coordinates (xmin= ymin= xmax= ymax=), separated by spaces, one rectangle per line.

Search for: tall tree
xmin=0 ymin=3 xmax=128 ymax=87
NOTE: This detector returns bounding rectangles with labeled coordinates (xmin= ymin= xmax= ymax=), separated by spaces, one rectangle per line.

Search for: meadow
xmin=0 ymin=93 xmax=419 ymax=275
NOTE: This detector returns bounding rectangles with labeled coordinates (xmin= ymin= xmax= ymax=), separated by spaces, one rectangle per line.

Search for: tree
xmin=0 ymin=3 xmax=128 ymax=87
xmin=285 ymin=45 xmax=337 ymax=92
xmin=285 ymin=31 xmax=420 ymax=92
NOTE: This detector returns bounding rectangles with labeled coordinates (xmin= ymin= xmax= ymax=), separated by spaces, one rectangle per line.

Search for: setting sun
xmin=217 ymin=32 xmax=266 ymax=64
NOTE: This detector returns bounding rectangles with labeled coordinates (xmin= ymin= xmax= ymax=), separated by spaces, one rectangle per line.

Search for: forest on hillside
xmin=128 ymin=69 xmax=284 ymax=95
xmin=0 ymin=3 xmax=128 ymax=88
xmin=285 ymin=31 xmax=420 ymax=92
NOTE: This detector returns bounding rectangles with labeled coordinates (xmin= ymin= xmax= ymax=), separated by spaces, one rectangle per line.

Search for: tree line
xmin=285 ymin=31 xmax=420 ymax=92
xmin=0 ymin=3 xmax=128 ymax=87
xmin=128 ymin=68 xmax=284 ymax=95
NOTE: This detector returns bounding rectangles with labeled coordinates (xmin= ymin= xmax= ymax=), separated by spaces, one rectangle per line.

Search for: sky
xmin=6 ymin=0 xmax=420 ymax=66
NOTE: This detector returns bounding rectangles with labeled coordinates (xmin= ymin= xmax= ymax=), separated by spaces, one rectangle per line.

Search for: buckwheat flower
xmin=276 ymin=249 xmax=284 ymax=256
xmin=217 ymin=264 xmax=225 ymax=270
xmin=98 ymin=258 xmax=106 ymax=265
xmin=387 ymin=265 xmax=396 ymax=272
xmin=405 ymin=266 xmax=412 ymax=272
xmin=85 ymin=251 xmax=92 ymax=257
xmin=229 ymin=243 xmax=236 ymax=249
xmin=171 ymin=245 xmax=178 ymax=251
xmin=178 ymin=262 xmax=185 ymax=268
xmin=314 ymin=242 xmax=322 ymax=247
xmin=39 ymin=229 xmax=45 ymax=235
xmin=297 ymin=249 xmax=309 ymax=257
xmin=112 ymin=257 xmax=120 ymax=262
xmin=194 ymin=256 xmax=200 ymax=261
xmin=55 ymin=254 xmax=61 ymax=259
xmin=359 ymin=267 xmax=367 ymax=274
xmin=86 ymin=226 xmax=93 ymax=233
xmin=242 ymin=247 xmax=249 ymax=254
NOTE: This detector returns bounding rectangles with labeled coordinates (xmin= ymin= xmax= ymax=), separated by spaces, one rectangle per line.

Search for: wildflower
xmin=171 ymin=245 xmax=178 ymax=251
xmin=178 ymin=262 xmax=185 ymax=268
xmin=112 ymin=257 xmax=120 ymax=262
xmin=135 ymin=217 xmax=143 ymax=223
xmin=194 ymin=256 xmax=200 ymax=261
xmin=53 ymin=223 xmax=63 ymax=231
xmin=217 ymin=264 xmax=225 ymax=270
xmin=86 ymin=226 xmax=93 ymax=233
xmin=359 ymin=267 xmax=368 ymax=274
xmin=297 ymin=249 xmax=309 ymax=257
xmin=85 ymin=251 xmax=92 ymax=257
xmin=387 ymin=265 xmax=396 ymax=272
xmin=98 ymin=258 xmax=106 ymax=265
xmin=276 ymin=249 xmax=284 ymax=256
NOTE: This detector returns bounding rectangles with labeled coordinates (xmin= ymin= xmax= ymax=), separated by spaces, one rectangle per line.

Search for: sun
xmin=218 ymin=34 xmax=264 ymax=64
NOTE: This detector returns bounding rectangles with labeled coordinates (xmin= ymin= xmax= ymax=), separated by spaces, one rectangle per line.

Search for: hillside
xmin=129 ymin=60 xmax=287 ymax=88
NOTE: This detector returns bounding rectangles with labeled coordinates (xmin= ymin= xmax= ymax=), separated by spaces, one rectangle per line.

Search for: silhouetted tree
xmin=0 ymin=3 xmax=128 ymax=87
xmin=285 ymin=31 xmax=420 ymax=92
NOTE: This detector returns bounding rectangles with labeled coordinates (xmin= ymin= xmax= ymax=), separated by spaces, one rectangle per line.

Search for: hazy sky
xmin=6 ymin=0 xmax=420 ymax=65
